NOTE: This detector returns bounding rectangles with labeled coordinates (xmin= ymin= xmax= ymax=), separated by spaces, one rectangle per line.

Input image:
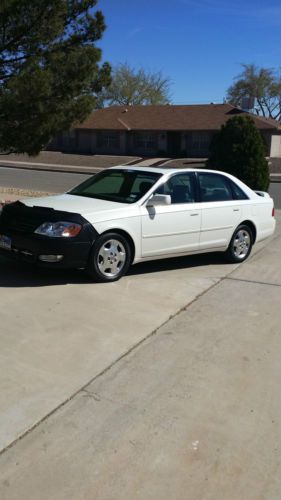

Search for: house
xmin=49 ymin=103 xmax=281 ymax=158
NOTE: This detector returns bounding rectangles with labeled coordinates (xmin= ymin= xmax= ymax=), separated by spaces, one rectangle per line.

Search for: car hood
xmin=23 ymin=194 xmax=135 ymax=222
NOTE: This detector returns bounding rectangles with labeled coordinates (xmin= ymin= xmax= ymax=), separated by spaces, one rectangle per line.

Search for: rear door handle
xmin=233 ymin=208 xmax=240 ymax=212
xmin=190 ymin=213 xmax=199 ymax=216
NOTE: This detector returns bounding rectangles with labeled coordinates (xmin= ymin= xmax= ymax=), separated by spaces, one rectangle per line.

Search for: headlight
xmin=35 ymin=221 xmax=82 ymax=238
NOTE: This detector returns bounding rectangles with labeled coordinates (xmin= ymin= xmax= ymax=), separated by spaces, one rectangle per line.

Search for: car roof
xmin=109 ymin=165 xmax=257 ymax=198
xmin=109 ymin=165 xmax=231 ymax=176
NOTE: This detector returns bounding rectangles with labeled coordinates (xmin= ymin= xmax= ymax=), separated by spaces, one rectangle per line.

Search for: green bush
xmin=207 ymin=115 xmax=269 ymax=191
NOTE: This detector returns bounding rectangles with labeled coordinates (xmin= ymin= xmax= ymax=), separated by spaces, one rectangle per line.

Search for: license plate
xmin=0 ymin=235 xmax=12 ymax=251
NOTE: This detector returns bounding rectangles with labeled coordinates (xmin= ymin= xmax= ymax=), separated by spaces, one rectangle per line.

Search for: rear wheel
xmin=87 ymin=232 xmax=131 ymax=282
xmin=226 ymin=225 xmax=253 ymax=263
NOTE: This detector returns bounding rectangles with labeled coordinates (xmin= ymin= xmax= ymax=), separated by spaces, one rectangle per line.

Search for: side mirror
xmin=146 ymin=194 xmax=171 ymax=207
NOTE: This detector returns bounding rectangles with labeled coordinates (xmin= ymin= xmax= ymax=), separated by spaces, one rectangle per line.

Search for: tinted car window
xmin=155 ymin=173 xmax=195 ymax=204
xmin=198 ymin=173 xmax=233 ymax=202
xmin=69 ymin=169 xmax=162 ymax=203
xmin=229 ymin=179 xmax=249 ymax=200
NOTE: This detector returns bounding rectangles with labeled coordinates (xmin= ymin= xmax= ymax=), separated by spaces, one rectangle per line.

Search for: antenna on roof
xmin=241 ymin=97 xmax=256 ymax=112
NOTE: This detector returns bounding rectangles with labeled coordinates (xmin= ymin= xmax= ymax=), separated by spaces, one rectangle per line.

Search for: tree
xmin=98 ymin=63 xmax=171 ymax=106
xmin=227 ymin=64 xmax=281 ymax=121
xmin=207 ymin=115 xmax=269 ymax=191
xmin=0 ymin=0 xmax=111 ymax=155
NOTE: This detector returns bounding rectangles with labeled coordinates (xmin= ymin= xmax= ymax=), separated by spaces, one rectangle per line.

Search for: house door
xmin=167 ymin=132 xmax=181 ymax=157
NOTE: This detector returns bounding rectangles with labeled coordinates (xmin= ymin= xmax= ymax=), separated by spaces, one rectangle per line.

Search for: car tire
xmin=86 ymin=232 xmax=131 ymax=282
xmin=225 ymin=224 xmax=253 ymax=263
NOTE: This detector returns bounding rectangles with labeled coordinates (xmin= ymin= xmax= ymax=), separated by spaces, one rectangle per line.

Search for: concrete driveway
xmin=0 ymin=215 xmax=280 ymax=499
xmin=0 ymin=248 xmax=243 ymax=453
xmin=0 ymin=212 xmax=280 ymax=497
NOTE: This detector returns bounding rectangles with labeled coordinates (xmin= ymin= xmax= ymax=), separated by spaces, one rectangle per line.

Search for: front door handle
xmin=233 ymin=208 xmax=240 ymax=212
xmin=190 ymin=213 xmax=199 ymax=216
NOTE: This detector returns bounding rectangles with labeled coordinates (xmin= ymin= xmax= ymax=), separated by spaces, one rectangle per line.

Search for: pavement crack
xmin=226 ymin=277 xmax=281 ymax=288
xmin=0 ymin=267 xmax=246 ymax=459
xmin=82 ymin=390 xmax=102 ymax=402
xmin=82 ymin=389 xmax=140 ymax=411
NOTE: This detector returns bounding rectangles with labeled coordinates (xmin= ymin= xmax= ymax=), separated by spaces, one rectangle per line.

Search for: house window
xmin=191 ymin=133 xmax=210 ymax=154
xmin=97 ymin=131 xmax=120 ymax=150
xmin=135 ymin=132 xmax=156 ymax=151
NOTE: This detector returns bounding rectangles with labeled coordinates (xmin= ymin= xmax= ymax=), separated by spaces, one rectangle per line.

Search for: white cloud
xmin=127 ymin=27 xmax=143 ymax=38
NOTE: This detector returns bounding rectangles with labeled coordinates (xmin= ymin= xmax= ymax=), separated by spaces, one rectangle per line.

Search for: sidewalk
xmin=0 ymin=152 xmax=140 ymax=175
xmin=0 ymin=216 xmax=280 ymax=499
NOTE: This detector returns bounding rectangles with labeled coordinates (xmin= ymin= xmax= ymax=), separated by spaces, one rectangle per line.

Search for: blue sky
xmin=98 ymin=0 xmax=281 ymax=104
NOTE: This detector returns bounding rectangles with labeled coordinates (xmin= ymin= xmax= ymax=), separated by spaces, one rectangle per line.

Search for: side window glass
xmin=199 ymin=173 xmax=233 ymax=202
xmin=230 ymin=180 xmax=249 ymax=200
xmin=155 ymin=174 xmax=195 ymax=204
xmin=130 ymin=175 xmax=155 ymax=197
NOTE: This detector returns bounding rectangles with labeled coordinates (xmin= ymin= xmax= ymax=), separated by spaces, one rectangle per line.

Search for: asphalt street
xmin=0 ymin=166 xmax=89 ymax=193
xmin=0 ymin=165 xmax=280 ymax=207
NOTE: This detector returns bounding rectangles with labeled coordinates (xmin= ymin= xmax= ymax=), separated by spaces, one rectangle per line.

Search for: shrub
xmin=207 ymin=115 xmax=269 ymax=191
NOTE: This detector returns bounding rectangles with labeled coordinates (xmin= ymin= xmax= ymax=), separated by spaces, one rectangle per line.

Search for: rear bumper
xmin=0 ymin=232 xmax=94 ymax=269
xmin=255 ymin=219 xmax=276 ymax=243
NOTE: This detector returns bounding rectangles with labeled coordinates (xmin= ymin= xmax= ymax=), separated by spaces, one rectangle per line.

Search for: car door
xmin=197 ymin=172 xmax=242 ymax=249
xmin=140 ymin=172 xmax=201 ymax=257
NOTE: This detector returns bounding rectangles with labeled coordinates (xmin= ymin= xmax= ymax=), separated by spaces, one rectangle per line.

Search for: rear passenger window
xmin=198 ymin=173 xmax=233 ymax=202
xmin=230 ymin=180 xmax=249 ymax=200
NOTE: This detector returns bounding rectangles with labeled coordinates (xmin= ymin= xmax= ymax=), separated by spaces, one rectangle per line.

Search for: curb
xmin=269 ymin=174 xmax=281 ymax=183
xmin=0 ymin=162 xmax=102 ymax=175
xmin=0 ymin=159 xmax=280 ymax=181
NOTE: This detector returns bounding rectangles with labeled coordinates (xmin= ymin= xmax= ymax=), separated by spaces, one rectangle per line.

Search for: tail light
xmin=272 ymin=207 xmax=275 ymax=217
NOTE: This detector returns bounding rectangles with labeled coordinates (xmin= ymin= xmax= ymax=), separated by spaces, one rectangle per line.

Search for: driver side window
xmin=155 ymin=173 xmax=195 ymax=204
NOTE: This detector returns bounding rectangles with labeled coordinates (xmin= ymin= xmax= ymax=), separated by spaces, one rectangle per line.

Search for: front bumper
xmin=0 ymin=232 xmax=93 ymax=268
xmin=0 ymin=201 xmax=98 ymax=269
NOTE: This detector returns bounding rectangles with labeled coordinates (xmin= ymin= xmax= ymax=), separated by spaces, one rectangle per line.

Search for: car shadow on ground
xmin=0 ymin=252 xmax=227 ymax=288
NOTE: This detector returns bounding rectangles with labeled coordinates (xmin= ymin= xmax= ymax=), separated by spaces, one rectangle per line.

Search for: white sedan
xmin=0 ymin=166 xmax=276 ymax=282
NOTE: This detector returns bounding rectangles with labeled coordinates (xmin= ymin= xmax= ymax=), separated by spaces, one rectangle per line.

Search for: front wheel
xmin=225 ymin=225 xmax=253 ymax=263
xmin=86 ymin=232 xmax=131 ymax=282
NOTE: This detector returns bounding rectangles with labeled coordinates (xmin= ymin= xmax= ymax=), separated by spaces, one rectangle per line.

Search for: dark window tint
xmin=198 ymin=173 xmax=233 ymax=202
xmin=229 ymin=180 xmax=249 ymax=200
xmin=69 ymin=169 xmax=161 ymax=203
xmin=155 ymin=173 xmax=195 ymax=204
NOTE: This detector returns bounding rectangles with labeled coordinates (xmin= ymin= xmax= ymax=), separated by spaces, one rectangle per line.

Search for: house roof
xmin=76 ymin=104 xmax=281 ymax=132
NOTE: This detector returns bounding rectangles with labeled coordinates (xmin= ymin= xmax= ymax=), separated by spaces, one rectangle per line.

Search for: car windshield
xmin=69 ymin=169 xmax=162 ymax=204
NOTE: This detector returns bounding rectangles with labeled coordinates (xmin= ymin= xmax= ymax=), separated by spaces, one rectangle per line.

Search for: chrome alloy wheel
xmin=232 ymin=229 xmax=251 ymax=259
xmin=97 ymin=239 xmax=126 ymax=278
